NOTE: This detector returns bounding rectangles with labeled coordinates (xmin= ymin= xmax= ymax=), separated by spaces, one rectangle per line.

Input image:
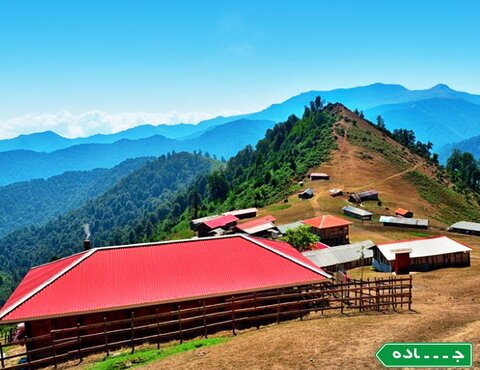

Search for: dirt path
xmin=349 ymin=161 xmax=424 ymax=192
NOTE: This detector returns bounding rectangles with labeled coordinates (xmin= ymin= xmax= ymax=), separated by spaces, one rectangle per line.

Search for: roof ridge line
xmin=242 ymin=235 xmax=332 ymax=279
xmin=377 ymin=235 xmax=446 ymax=246
xmin=0 ymin=248 xmax=97 ymax=320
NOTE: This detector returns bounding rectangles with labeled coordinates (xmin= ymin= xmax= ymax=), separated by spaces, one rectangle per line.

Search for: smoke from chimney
xmin=83 ymin=224 xmax=91 ymax=251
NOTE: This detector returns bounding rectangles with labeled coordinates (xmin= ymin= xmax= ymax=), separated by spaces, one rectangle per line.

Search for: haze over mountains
xmin=0 ymin=83 xmax=479 ymax=185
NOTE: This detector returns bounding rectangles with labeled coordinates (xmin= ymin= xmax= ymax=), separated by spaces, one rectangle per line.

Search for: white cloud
xmin=0 ymin=109 xmax=238 ymax=140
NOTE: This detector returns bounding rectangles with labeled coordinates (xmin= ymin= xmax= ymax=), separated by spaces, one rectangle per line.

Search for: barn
xmin=298 ymin=188 xmax=314 ymax=199
xmin=303 ymin=240 xmax=375 ymax=273
xmin=302 ymin=215 xmax=353 ymax=246
xmin=379 ymin=216 xmax=429 ymax=229
xmin=369 ymin=236 xmax=471 ymax=273
xmin=349 ymin=190 xmax=379 ymax=203
xmin=234 ymin=216 xmax=279 ymax=237
xmin=342 ymin=205 xmax=373 ymax=221
xmin=196 ymin=214 xmax=239 ymax=237
xmin=395 ymin=208 xmax=413 ymax=218
xmin=0 ymin=235 xmax=330 ymax=364
xmin=309 ymin=173 xmax=329 ymax=180
xmin=448 ymin=221 xmax=480 ymax=236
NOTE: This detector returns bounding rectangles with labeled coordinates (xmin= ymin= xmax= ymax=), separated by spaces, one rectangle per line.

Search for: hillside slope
xmin=0 ymin=152 xmax=217 ymax=304
xmin=0 ymin=157 xmax=150 ymax=238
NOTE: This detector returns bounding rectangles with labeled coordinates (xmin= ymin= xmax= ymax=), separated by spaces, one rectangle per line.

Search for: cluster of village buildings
xmin=0 ymin=171 xmax=477 ymax=366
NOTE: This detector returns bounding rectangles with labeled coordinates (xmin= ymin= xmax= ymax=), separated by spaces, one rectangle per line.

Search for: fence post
xmin=276 ymin=289 xmax=281 ymax=324
xmin=156 ymin=309 xmax=161 ymax=350
xmin=408 ymin=275 xmax=413 ymax=311
xmin=77 ymin=323 xmax=83 ymax=362
xmin=254 ymin=293 xmax=260 ymax=329
xmin=24 ymin=335 xmax=32 ymax=366
xmin=231 ymin=296 xmax=236 ymax=336
xmin=202 ymin=301 xmax=208 ymax=338
xmin=297 ymin=290 xmax=303 ymax=321
xmin=103 ymin=316 xmax=110 ymax=357
xmin=0 ymin=341 xmax=4 ymax=369
xmin=359 ymin=280 xmax=364 ymax=312
xmin=130 ymin=312 xmax=135 ymax=354
xmin=177 ymin=305 xmax=183 ymax=344
xmin=340 ymin=282 xmax=344 ymax=314
xmin=375 ymin=278 xmax=380 ymax=311
xmin=50 ymin=330 xmax=57 ymax=369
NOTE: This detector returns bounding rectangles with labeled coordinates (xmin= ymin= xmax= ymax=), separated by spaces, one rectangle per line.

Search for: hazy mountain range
xmin=0 ymin=83 xmax=479 ymax=185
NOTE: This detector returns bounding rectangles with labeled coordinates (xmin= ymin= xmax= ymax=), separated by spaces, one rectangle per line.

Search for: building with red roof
xmin=0 ymin=235 xmax=329 ymax=361
xmin=395 ymin=208 xmax=413 ymax=218
xmin=196 ymin=214 xmax=239 ymax=236
xmin=302 ymin=215 xmax=353 ymax=246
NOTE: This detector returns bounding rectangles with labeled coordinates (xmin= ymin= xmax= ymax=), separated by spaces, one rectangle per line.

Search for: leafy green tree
xmin=281 ymin=225 xmax=319 ymax=252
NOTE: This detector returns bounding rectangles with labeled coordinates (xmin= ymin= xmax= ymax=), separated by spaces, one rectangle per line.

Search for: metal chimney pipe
xmin=83 ymin=240 xmax=91 ymax=251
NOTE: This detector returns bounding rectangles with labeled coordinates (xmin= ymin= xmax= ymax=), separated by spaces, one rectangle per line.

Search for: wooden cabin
xmin=298 ymin=188 xmax=314 ymax=199
xmin=342 ymin=205 xmax=373 ymax=221
xmin=379 ymin=216 xmax=428 ymax=229
xmin=234 ymin=215 xmax=278 ymax=238
xmin=395 ymin=208 xmax=413 ymax=218
xmin=448 ymin=221 xmax=480 ymax=236
xmin=223 ymin=207 xmax=258 ymax=220
xmin=349 ymin=190 xmax=379 ymax=203
xmin=303 ymin=240 xmax=375 ymax=273
xmin=309 ymin=173 xmax=329 ymax=180
xmin=0 ymin=235 xmax=330 ymax=366
xmin=302 ymin=215 xmax=352 ymax=246
xmin=369 ymin=236 xmax=471 ymax=273
xmin=196 ymin=214 xmax=239 ymax=237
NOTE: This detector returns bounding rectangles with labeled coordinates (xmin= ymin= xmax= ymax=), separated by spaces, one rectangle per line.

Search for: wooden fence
xmin=0 ymin=276 xmax=412 ymax=370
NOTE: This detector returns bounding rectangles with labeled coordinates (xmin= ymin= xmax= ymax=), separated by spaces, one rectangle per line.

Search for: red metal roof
xmin=203 ymin=214 xmax=239 ymax=229
xmin=0 ymin=235 xmax=329 ymax=322
xmin=236 ymin=215 xmax=277 ymax=232
xmin=395 ymin=208 xmax=410 ymax=216
xmin=302 ymin=215 xmax=352 ymax=229
xmin=314 ymin=242 xmax=330 ymax=250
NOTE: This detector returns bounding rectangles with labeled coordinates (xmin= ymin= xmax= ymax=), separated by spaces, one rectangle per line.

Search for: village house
xmin=448 ymin=221 xmax=480 ymax=236
xmin=234 ymin=215 xmax=278 ymax=238
xmin=369 ymin=236 xmax=471 ymax=274
xmin=298 ymin=188 xmax=314 ymax=199
xmin=303 ymin=240 xmax=375 ymax=273
xmin=0 ymin=235 xmax=330 ymax=364
xmin=379 ymin=216 xmax=429 ymax=229
xmin=222 ymin=207 xmax=258 ymax=220
xmin=342 ymin=205 xmax=373 ymax=221
xmin=309 ymin=173 xmax=329 ymax=180
xmin=302 ymin=215 xmax=353 ymax=246
xmin=348 ymin=189 xmax=379 ymax=203
xmin=395 ymin=208 xmax=413 ymax=218
xmin=196 ymin=214 xmax=239 ymax=237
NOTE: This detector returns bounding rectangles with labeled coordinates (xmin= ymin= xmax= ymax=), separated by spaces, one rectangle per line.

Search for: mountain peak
xmin=431 ymin=83 xmax=452 ymax=91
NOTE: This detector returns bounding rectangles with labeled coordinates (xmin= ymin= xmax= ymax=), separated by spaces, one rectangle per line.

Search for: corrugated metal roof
xmin=204 ymin=214 xmax=239 ymax=229
xmin=223 ymin=208 xmax=258 ymax=217
xmin=358 ymin=189 xmax=378 ymax=197
xmin=310 ymin=173 xmax=329 ymax=177
xmin=0 ymin=235 xmax=329 ymax=322
xmin=395 ymin=208 xmax=411 ymax=216
xmin=379 ymin=216 xmax=428 ymax=227
xmin=277 ymin=221 xmax=304 ymax=234
xmin=190 ymin=214 xmax=220 ymax=225
xmin=239 ymin=222 xmax=277 ymax=235
xmin=303 ymin=215 xmax=353 ymax=229
xmin=236 ymin=216 xmax=276 ymax=232
xmin=449 ymin=221 xmax=480 ymax=232
xmin=376 ymin=236 xmax=471 ymax=261
xmin=303 ymin=240 xmax=375 ymax=268
xmin=342 ymin=205 xmax=373 ymax=217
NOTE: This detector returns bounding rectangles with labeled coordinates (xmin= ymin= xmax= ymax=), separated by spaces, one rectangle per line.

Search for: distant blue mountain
xmin=439 ymin=135 xmax=480 ymax=163
xmin=3 ymin=83 xmax=480 ymax=155
xmin=0 ymin=118 xmax=275 ymax=185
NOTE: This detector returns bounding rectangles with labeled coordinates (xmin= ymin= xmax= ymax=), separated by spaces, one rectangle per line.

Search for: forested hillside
xmin=0 ymin=157 xmax=150 ymax=238
xmin=0 ymin=152 xmax=217 ymax=305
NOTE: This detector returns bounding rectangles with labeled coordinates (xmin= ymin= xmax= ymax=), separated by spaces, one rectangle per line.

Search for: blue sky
xmin=0 ymin=0 xmax=479 ymax=138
